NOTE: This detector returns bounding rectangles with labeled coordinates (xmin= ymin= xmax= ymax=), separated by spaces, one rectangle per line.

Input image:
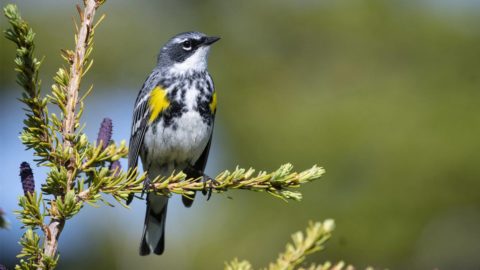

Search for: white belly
xmin=142 ymin=111 xmax=212 ymax=177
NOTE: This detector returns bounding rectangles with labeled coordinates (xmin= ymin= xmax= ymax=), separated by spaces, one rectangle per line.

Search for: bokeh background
xmin=1 ymin=0 xmax=480 ymax=269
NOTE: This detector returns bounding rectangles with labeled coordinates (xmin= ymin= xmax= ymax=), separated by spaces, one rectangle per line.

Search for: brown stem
xmin=40 ymin=219 xmax=65 ymax=266
xmin=62 ymin=0 xmax=98 ymax=192
xmin=39 ymin=0 xmax=100 ymax=269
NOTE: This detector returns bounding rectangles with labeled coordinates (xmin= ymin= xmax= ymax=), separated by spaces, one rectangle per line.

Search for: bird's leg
xmin=141 ymin=176 xmax=155 ymax=198
xmin=184 ymin=166 xmax=218 ymax=200
xmin=201 ymin=173 xmax=218 ymax=201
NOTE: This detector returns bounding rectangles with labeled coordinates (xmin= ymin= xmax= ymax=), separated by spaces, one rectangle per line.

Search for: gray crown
xmin=157 ymin=31 xmax=220 ymax=70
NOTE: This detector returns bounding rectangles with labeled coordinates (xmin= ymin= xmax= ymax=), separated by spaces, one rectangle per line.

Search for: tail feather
xmin=140 ymin=242 xmax=150 ymax=256
xmin=140 ymin=219 xmax=151 ymax=256
xmin=181 ymin=191 xmax=196 ymax=207
xmin=140 ymin=194 xmax=168 ymax=256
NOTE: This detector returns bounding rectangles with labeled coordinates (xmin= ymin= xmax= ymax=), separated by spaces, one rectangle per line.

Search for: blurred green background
xmin=1 ymin=0 xmax=480 ymax=269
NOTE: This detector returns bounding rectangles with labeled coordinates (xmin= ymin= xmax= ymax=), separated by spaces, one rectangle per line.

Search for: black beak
xmin=204 ymin=36 xmax=221 ymax=46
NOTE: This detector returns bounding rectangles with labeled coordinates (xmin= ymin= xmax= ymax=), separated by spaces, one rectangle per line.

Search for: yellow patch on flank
xmin=148 ymin=86 xmax=170 ymax=123
xmin=209 ymin=92 xmax=217 ymax=113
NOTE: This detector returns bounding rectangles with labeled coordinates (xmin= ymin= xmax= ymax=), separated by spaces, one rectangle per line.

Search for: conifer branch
xmin=76 ymin=164 xmax=325 ymax=204
xmin=61 ymin=0 xmax=100 ymax=193
xmin=225 ymin=220 xmax=338 ymax=270
xmin=266 ymin=220 xmax=335 ymax=270
xmin=4 ymin=1 xmax=106 ymax=269
xmin=3 ymin=4 xmax=52 ymax=165
xmin=43 ymin=0 xmax=104 ymax=266
xmin=225 ymin=221 xmax=373 ymax=270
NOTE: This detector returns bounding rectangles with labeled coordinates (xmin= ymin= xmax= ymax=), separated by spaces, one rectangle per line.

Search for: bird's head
xmin=157 ymin=31 xmax=220 ymax=75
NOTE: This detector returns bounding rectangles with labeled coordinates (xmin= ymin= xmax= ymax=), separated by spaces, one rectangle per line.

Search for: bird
xmin=127 ymin=31 xmax=220 ymax=256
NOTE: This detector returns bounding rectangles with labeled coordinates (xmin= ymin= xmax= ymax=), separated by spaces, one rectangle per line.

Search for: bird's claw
xmin=141 ymin=177 xmax=155 ymax=198
xmin=184 ymin=165 xmax=217 ymax=201
xmin=201 ymin=174 xmax=219 ymax=201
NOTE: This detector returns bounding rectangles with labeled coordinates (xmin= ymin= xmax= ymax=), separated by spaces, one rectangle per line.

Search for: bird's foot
xmin=141 ymin=177 xmax=155 ymax=198
xmin=201 ymin=173 xmax=219 ymax=201
xmin=184 ymin=166 xmax=218 ymax=201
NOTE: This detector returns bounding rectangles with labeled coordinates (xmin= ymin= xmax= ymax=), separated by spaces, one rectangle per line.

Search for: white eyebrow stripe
xmin=172 ymin=37 xmax=185 ymax=43
xmin=174 ymin=38 xmax=190 ymax=44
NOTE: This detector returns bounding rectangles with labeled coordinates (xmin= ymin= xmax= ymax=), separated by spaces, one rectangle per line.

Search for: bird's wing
xmin=126 ymin=81 xmax=155 ymax=206
xmin=193 ymin=127 xmax=213 ymax=173
xmin=181 ymin=134 xmax=213 ymax=208
xmin=127 ymin=72 xmax=171 ymax=205
xmin=128 ymin=88 xmax=151 ymax=170
xmin=181 ymin=74 xmax=216 ymax=207
xmin=193 ymin=73 xmax=217 ymax=172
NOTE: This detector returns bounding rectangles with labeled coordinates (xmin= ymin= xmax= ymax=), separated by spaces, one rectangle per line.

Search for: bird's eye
xmin=182 ymin=40 xmax=192 ymax=51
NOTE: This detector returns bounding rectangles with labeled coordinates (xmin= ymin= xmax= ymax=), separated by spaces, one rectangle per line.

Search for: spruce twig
xmin=75 ymin=164 xmax=324 ymax=204
xmin=62 ymin=0 xmax=98 ymax=193
xmin=42 ymin=0 xmax=103 ymax=265
xmin=225 ymin=220 xmax=340 ymax=270
xmin=266 ymin=220 xmax=335 ymax=270
xmin=3 ymin=4 xmax=52 ymax=165
xmin=4 ymin=1 xmax=106 ymax=269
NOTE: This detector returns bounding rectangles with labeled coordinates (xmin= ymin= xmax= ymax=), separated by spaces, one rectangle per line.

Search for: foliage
xmin=266 ymin=220 xmax=335 ymax=270
xmin=225 ymin=221 xmax=366 ymax=270
xmin=3 ymin=4 xmax=50 ymax=164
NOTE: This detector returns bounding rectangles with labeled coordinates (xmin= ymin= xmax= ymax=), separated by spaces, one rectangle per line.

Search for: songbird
xmin=127 ymin=31 xmax=220 ymax=255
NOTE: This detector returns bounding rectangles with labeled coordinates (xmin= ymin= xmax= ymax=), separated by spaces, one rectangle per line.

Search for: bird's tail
xmin=181 ymin=191 xmax=196 ymax=207
xmin=140 ymin=194 xmax=168 ymax=256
